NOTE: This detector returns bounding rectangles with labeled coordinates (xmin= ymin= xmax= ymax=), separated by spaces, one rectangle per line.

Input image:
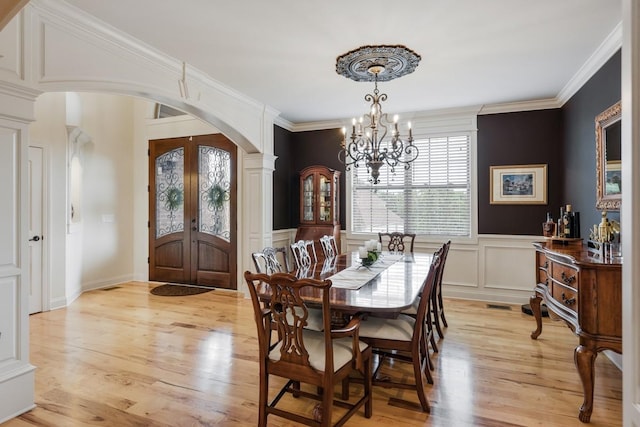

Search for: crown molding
xmin=273 ymin=114 xmax=294 ymax=131
xmin=478 ymin=98 xmax=561 ymax=115
xmin=289 ymin=119 xmax=344 ymax=133
xmin=557 ymin=22 xmax=622 ymax=106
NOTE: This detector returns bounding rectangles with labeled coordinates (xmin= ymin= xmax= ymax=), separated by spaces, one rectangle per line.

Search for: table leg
xmin=529 ymin=294 xmax=543 ymax=339
xmin=574 ymin=344 xmax=596 ymax=423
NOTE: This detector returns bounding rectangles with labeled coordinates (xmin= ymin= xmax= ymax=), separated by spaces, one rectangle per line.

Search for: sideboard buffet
xmin=529 ymin=240 xmax=621 ymax=423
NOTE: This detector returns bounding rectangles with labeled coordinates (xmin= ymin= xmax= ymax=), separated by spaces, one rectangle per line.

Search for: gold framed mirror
xmin=595 ymin=101 xmax=621 ymax=211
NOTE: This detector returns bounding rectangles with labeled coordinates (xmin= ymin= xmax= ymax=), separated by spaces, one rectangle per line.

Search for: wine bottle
xmin=572 ymin=211 xmax=580 ymax=238
xmin=563 ymin=204 xmax=574 ymax=238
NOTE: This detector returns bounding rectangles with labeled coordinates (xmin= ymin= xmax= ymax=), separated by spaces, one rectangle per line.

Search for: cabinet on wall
xmin=295 ymin=165 xmax=341 ymax=259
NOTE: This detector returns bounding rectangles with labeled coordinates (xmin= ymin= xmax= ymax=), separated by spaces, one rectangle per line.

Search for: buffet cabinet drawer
xmin=551 ymin=282 xmax=578 ymax=313
xmin=550 ymin=262 xmax=578 ymax=289
xmin=536 ymin=252 xmax=549 ymax=287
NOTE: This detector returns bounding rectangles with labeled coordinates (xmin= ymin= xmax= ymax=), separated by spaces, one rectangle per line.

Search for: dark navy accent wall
xmin=477 ymin=109 xmax=564 ymax=235
xmin=291 ymin=129 xmax=346 ymax=229
xmin=273 ymin=125 xmax=293 ymax=230
xmin=562 ymin=50 xmax=621 ymax=238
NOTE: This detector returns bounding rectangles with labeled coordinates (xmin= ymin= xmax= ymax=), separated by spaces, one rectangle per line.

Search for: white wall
xmin=29 ymin=92 xmax=138 ymax=306
xmin=74 ymin=93 xmax=135 ymax=290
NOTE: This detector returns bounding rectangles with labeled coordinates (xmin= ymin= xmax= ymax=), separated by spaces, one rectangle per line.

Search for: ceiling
xmin=62 ymin=0 xmax=622 ymax=126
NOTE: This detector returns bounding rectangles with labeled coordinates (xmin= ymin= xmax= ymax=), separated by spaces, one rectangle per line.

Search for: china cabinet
xmin=295 ymin=165 xmax=341 ymax=258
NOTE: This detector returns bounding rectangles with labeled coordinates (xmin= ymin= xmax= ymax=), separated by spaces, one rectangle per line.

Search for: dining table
xmin=257 ymin=251 xmax=434 ymax=316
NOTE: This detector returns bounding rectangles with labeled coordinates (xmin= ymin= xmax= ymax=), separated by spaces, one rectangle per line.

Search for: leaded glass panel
xmin=199 ymin=146 xmax=231 ymax=240
xmin=156 ymin=148 xmax=185 ymax=238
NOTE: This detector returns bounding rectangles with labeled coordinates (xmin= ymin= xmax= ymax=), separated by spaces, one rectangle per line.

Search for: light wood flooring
xmin=2 ymin=282 xmax=622 ymax=426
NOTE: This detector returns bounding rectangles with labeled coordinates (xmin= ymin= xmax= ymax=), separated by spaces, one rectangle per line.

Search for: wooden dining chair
xmin=399 ymin=243 xmax=447 ymax=383
xmin=431 ymin=240 xmax=451 ymax=338
xmin=378 ymin=232 xmax=416 ymax=253
xmin=319 ymin=235 xmax=339 ymax=260
xmin=290 ymin=239 xmax=318 ymax=270
xmin=357 ymin=254 xmax=442 ymax=412
xmin=252 ymin=246 xmax=290 ymax=274
xmin=244 ymin=271 xmax=373 ymax=427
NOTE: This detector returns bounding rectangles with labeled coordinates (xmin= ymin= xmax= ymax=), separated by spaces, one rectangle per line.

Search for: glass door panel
xmin=303 ymin=174 xmax=314 ymax=221
xmin=155 ymin=148 xmax=185 ymax=238
xmin=319 ymin=174 xmax=331 ymax=222
xmin=198 ymin=146 xmax=231 ymax=241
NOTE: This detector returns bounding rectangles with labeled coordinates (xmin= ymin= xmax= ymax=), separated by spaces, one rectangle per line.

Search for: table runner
xmin=327 ymin=253 xmax=404 ymax=289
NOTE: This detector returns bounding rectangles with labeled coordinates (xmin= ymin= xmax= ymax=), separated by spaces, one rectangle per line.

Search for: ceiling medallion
xmin=335 ymin=44 xmax=421 ymax=82
xmin=336 ymin=45 xmax=421 ymax=184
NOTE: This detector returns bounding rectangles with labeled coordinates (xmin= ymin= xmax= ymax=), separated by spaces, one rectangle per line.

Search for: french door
xmin=149 ymin=134 xmax=237 ymax=289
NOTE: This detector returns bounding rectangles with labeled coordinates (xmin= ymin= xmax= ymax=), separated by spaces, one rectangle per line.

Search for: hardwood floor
xmin=2 ymin=282 xmax=621 ymax=426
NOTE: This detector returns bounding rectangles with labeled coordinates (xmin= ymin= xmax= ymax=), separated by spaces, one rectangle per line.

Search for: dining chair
xmin=400 ymin=243 xmax=447 ymax=383
xmin=357 ymin=253 xmax=442 ymax=412
xmin=252 ymin=246 xmax=291 ymax=274
xmin=244 ymin=271 xmax=373 ymax=427
xmin=431 ymin=240 xmax=451 ymax=338
xmin=319 ymin=235 xmax=339 ymax=259
xmin=290 ymin=239 xmax=318 ymax=270
xmin=378 ymin=232 xmax=416 ymax=253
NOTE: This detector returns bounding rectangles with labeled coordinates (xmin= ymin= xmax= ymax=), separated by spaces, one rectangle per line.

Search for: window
xmin=350 ymin=134 xmax=471 ymax=236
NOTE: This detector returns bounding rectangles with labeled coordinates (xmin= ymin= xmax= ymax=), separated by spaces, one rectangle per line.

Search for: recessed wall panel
xmin=443 ymin=247 xmax=478 ymax=288
xmin=0 ymin=129 xmax=17 ymax=268
xmin=0 ymin=277 xmax=17 ymax=363
xmin=485 ymin=245 xmax=535 ymax=291
xmin=0 ymin=13 xmax=24 ymax=82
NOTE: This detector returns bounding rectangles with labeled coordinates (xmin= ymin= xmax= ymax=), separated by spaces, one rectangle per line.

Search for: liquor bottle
xmin=563 ymin=204 xmax=575 ymax=238
xmin=557 ymin=206 xmax=564 ymax=237
xmin=542 ymin=212 xmax=555 ymax=237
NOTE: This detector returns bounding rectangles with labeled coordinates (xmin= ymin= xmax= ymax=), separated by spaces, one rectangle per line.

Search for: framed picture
xmin=605 ymin=160 xmax=621 ymax=195
xmin=490 ymin=164 xmax=547 ymax=205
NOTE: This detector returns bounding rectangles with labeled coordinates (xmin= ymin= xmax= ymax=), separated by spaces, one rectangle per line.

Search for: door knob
xmin=29 ymin=235 xmax=41 ymax=242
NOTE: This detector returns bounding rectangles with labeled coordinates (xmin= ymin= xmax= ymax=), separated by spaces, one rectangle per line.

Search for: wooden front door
xmin=149 ymin=134 xmax=237 ymax=289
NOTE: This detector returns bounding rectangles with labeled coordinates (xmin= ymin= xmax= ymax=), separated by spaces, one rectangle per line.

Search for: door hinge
xmin=147 ymin=148 xmax=150 ymax=156
xmin=147 ymin=220 xmax=150 ymax=228
xmin=147 ymin=185 xmax=150 ymax=192
xmin=147 ymin=257 xmax=150 ymax=264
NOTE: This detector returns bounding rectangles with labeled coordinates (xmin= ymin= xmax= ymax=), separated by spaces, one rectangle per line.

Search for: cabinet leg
xmin=574 ymin=344 xmax=596 ymax=423
xmin=529 ymin=294 xmax=543 ymax=339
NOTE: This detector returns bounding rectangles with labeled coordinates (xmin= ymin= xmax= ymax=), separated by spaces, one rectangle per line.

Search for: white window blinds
xmin=351 ymin=134 xmax=471 ymax=236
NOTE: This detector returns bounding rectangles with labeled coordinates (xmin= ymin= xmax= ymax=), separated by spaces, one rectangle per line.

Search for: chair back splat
xmin=290 ymin=240 xmax=318 ymax=269
xmin=319 ymin=234 xmax=339 ymax=259
xmin=251 ymin=246 xmax=290 ymax=274
xmin=244 ymin=271 xmax=372 ymax=426
xmin=378 ymin=232 xmax=416 ymax=253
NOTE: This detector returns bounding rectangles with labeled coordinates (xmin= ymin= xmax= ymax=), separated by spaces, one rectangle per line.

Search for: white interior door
xmin=28 ymin=146 xmax=43 ymax=314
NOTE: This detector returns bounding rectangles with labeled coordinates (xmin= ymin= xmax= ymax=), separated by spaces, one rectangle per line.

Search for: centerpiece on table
xmin=358 ymin=239 xmax=382 ymax=267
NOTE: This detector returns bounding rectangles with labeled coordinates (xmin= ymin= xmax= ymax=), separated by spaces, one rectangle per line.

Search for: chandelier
xmin=336 ymin=45 xmax=421 ymax=184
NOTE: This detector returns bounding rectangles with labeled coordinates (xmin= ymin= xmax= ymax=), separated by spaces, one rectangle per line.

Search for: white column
xmin=241 ymin=152 xmax=277 ymax=295
xmin=0 ymin=86 xmax=38 ymax=422
xmin=622 ymin=0 xmax=640 ymax=425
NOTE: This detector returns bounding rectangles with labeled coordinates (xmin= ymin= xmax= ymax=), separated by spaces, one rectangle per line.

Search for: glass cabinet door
xmin=319 ymin=174 xmax=332 ymax=222
xmin=303 ymin=174 xmax=315 ymax=222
